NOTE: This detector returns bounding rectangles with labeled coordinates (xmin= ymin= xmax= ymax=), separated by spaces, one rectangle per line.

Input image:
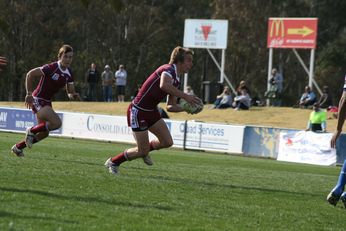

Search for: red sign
xmin=267 ymin=18 xmax=318 ymax=49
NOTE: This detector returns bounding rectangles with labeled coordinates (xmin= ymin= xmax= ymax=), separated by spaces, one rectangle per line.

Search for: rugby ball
xmin=179 ymin=98 xmax=204 ymax=114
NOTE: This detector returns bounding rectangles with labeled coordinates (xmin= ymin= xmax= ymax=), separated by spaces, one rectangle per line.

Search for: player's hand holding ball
xmin=180 ymin=95 xmax=204 ymax=114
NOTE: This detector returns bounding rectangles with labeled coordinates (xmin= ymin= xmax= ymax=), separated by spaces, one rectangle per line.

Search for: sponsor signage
xmin=267 ymin=18 xmax=318 ymax=49
xmin=169 ymin=120 xmax=244 ymax=153
xmin=0 ymin=107 xmax=62 ymax=134
xmin=61 ymin=112 xmax=135 ymax=143
xmin=278 ymin=131 xmax=336 ymax=166
xmin=0 ymin=107 xmax=244 ymax=154
xmin=184 ymin=19 xmax=228 ymax=49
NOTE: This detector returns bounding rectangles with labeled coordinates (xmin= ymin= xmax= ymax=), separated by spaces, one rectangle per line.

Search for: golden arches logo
xmin=270 ymin=20 xmax=284 ymax=37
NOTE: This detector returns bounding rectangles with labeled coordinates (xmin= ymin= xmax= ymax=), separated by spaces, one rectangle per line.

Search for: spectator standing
xmin=305 ymin=103 xmax=327 ymax=132
xmin=101 ymin=65 xmax=114 ymax=102
xmin=264 ymin=77 xmax=278 ymax=100
xmin=85 ymin=63 xmax=100 ymax=101
xmin=269 ymin=68 xmax=283 ymax=106
xmin=317 ymin=85 xmax=333 ymax=109
xmin=299 ymin=86 xmax=316 ymax=108
xmin=115 ymin=64 xmax=127 ymax=102
xmin=212 ymin=86 xmax=233 ymax=109
xmin=271 ymin=68 xmax=283 ymax=94
xmin=233 ymin=89 xmax=251 ymax=110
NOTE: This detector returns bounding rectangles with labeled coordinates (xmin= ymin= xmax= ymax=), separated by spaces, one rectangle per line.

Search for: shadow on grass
xmin=144 ymin=175 xmax=319 ymax=197
xmin=31 ymin=155 xmax=102 ymax=167
xmin=0 ymin=210 xmax=77 ymax=224
xmin=0 ymin=187 xmax=172 ymax=211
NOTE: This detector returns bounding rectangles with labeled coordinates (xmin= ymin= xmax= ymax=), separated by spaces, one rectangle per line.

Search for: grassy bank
xmin=0 ymin=101 xmax=338 ymax=131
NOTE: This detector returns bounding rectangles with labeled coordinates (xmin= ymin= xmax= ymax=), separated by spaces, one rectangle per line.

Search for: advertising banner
xmin=184 ymin=19 xmax=228 ymax=49
xmin=169 ymin=120 xmax=244 ymax=153
xmin=0 ymin=107 xmax=62 ymax=134
xmin=267 ymin=18 xmax=318 ymax=49
xmin=0 ymin=107 xmax=242 ymax=155
xmin=242 ymin=126 xmax=298 ymax=159
xmin=61 ymin=112 xmax=135 ymax=143
xmin=278 ymin=131 xmax=336 ymax=166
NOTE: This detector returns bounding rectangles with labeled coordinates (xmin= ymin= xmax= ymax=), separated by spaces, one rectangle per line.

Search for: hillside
xmin=0 ymin=101 xmax=338 ymax=131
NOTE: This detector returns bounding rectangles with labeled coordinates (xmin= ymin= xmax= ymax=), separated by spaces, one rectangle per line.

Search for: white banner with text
xmin=0 ymin=107 xmax=245 ymax=154
xmin=278 ymin=131 xmax=336 ymax=166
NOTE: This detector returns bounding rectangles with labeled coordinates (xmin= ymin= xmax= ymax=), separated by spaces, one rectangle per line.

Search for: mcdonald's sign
xmin=270 ymin=19 xmax=285 ymax=37
xmin=267 ymin=18 xmax=318 ymax=49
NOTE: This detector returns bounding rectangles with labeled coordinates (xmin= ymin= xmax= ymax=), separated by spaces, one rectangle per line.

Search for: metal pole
xmin=292 ymin=49 xmax=322 ymax=95
xmin=220 ymin=49 xmax=225 ymax=83
xmin=267 ymin=48 xmax=273 ymax=106
xmin=309 ymin=49 xmax=315 ymax=89
xmin=206 ymin=49 xmax=236 ymax=95
xmin=183 ymin=73 xmax=188 ymax=93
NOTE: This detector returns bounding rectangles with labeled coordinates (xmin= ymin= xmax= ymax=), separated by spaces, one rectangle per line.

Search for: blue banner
xmin=0 ymin=107 xmax=63 ymax=134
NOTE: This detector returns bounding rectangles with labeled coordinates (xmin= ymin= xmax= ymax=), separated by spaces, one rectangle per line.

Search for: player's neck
xmin=175 ymin=64 xmax=183 ymax=75
xmin=58 ymin=61 xmax=68 ymax=70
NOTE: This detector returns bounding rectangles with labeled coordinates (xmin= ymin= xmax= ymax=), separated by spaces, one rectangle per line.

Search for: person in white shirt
xmin=115 ymin=64 xmax=127 ymax=102
xmin=233 ymin=88 xmax=251 ymax=110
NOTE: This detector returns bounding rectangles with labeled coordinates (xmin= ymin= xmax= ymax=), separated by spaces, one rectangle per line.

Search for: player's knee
xmin=162 ymin=139 xmax=173 ymax=148
xmin=49 ymin=119 xmax=62 ymax=130
xmin=35 ymin=131 xmax=49 ymax=142
xmin=42 ymin=131 xmax=49 ymax=137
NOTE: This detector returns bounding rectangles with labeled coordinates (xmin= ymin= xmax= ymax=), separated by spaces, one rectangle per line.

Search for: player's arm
xmin=26 ymin=68 xmax=42 ymax=94
xmin=166 ymin=95 xmax=184 ymax=113
xmin=24 ymin=68 xmax=43 ymax=109
xmin=66 ymin=83 xmax=81 ymax=101
xmin=159 ymin=73 xmax=200 ymax=105
xmin=331 ymin=91 xmax=346 ymax=148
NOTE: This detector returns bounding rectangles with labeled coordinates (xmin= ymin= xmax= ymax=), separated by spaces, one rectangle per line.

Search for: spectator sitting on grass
xmin=299 ymin=86 xmax=316 ymax=108
xmin=233 ymin=88 xmax=251 ymax=110
xmin=212 ymin=86 xmax=233 ymax=109
xmin=236 ymin=80 xmax=250 ymax=96
xmin=317 ymin=85 xmax=333 ymax=109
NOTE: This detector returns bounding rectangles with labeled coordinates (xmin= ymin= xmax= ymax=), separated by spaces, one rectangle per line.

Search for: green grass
xmin=1 ymin=132 xmax=346 ymax=231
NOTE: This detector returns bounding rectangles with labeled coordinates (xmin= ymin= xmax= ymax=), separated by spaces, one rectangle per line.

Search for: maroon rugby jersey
xmin=33 ymin=61 xmax=73 ymax=101
xmin=133 ymin=64 xmax=180 ymax=111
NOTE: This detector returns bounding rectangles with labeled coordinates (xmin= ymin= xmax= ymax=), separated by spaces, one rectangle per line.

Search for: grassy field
xmin=1 ymin=132 xmax=346 ymax=231
xmin=0 ymin=101 xmax=339 ymax=131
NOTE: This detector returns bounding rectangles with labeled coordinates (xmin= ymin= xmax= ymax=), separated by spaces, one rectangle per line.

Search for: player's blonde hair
xmin=169 ymin=46 xmax=194 ymax=64
xmin=58 ymin=44 xmax=73 ymax=59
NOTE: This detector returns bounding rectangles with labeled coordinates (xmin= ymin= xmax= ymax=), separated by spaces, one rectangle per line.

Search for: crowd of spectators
xmin=84 ymin=63 xmax=127 ymax=102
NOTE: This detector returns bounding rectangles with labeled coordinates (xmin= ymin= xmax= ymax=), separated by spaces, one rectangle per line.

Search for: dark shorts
xmin=117 ymin=85 xmax=125 ymax=95
xmin=127 ymin=104 xmax=161 ymax=131
xmin=32 ymin=97 xmax=52 ymax=114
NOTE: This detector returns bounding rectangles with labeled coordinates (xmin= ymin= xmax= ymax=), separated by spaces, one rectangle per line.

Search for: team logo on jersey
xmin=52 ymin=73 xmax=59 ymax=81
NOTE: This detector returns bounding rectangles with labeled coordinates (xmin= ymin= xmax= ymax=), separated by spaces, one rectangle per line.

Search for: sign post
xmin=266 ymin=18 xmax=318 ymax=105
xmin=184 ymin=19 xmax=233 ymax=96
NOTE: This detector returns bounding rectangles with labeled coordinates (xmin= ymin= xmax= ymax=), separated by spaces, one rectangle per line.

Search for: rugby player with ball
xmin=105 ymin=46 xmax=203 ymax=174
